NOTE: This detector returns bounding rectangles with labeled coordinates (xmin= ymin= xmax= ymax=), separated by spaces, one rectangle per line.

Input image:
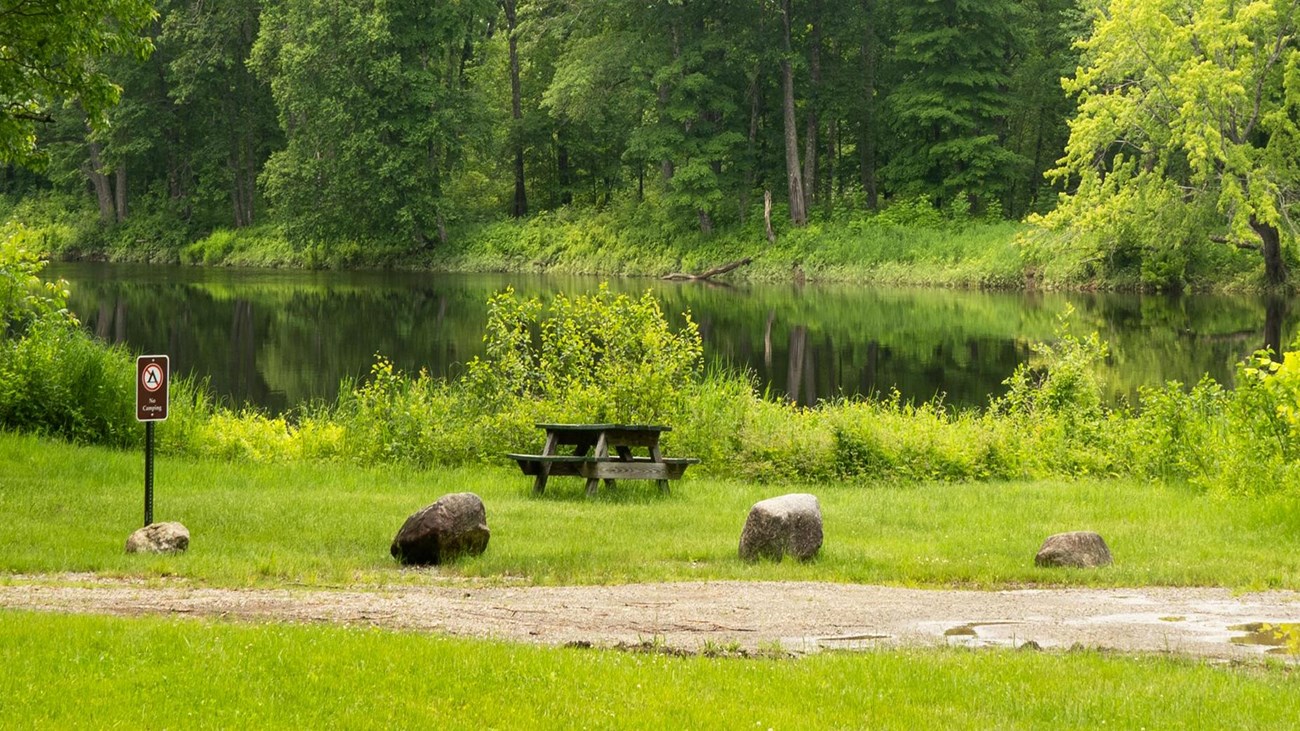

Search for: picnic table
xmin=507 ymin=423 xmax=698 ymax=496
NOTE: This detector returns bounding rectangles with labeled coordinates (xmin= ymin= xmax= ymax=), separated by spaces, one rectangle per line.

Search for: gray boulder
xmin=739 ymin=493 xmax=823 ymax=562
xmin=125 ymin=522 xmax=190 ymax=554
xmin=391 ymin=492 xmax=490 ymax=565
xmin=1034 ymin=531 xmax=1112 ymax=568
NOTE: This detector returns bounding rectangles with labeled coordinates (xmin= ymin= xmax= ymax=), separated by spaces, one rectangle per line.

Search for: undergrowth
xmin=6 ymin=239 xmax=1300 ymax=497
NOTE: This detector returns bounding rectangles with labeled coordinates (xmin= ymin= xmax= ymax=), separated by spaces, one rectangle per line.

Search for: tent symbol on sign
xmin=142 ymin=363 xmax=165 ymax=392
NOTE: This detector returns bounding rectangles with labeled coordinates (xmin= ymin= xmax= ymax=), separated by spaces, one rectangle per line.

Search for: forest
xmin=3 ymin=0 xmax=1300 ymax=288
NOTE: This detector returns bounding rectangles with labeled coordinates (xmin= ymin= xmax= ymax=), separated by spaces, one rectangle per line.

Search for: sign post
xmin=136 ymin=355 xmax=169 ymax=527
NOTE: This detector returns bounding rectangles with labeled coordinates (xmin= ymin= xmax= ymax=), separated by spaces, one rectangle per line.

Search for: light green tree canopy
xmin=1042 ymin=0 xmax=1300 ymax=286
xmin=0 ymin=0 xmax=155 ymax=166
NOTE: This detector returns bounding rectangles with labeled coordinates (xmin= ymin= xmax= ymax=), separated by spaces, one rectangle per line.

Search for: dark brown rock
xmin=739 ymin=493 xmax=823 ymax=562
xmin=391 ymin=493 xmax=490 ymax=565
xmin=125 ymin=522 xmax=189 ymax=554
xmin=1034 ymin=531 xmax=1112 ymax=568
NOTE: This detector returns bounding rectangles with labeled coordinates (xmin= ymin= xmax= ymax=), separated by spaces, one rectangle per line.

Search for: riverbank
xmin=2 ymin=192 xmax=1269 ymax=290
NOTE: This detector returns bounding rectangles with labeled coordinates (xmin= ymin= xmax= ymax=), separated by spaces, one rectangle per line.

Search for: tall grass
xmin=3 ymin=611 xmax=1297 ymax=730
xmin=8 ymin=188 xmax=1029 ymax=285
xmin=10 ymin=238 xmax=1300 ymax=499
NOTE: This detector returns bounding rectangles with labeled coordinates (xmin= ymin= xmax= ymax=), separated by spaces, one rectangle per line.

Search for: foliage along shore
xmin=5 ymin=237 xmax=1300 ymax=501
xmin=0 ymin=191 xmax=1278 ymax=292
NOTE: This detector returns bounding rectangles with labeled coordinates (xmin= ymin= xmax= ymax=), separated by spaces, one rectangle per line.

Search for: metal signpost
xmin=136 ymin=355 xmax=169 ymax=526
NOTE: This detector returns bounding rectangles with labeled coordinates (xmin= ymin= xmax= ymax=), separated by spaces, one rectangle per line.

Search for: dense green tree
xmin=1045 ymin=0 xmax=1300 ymax=287
xmin=5 ymin=0 xmax=1092 ymax=255
xmin=883 ymin=0 xmax=1030 ymax=211
xmin=502 ymin=0 xmax=527 ymax=217
xmin=0 ymin=0 xmax=155 ymax=167
xmin=1002 ymin=0 xmax=1082 ymax=217
xmin=251 ymin=0 xmax=494 ymax=250
xmin=164 ymin=0 xmax=280 ymax=228
xmin=543 ymin=0 xmax=750 ymax=231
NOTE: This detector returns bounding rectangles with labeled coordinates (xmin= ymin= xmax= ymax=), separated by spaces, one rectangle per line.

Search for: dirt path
xmin=3 ymin=576 xmax=1298 ymax=660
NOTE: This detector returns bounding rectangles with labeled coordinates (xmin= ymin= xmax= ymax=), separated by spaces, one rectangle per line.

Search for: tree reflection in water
xmin=51 ymin=262 xmax=1296 ymax=414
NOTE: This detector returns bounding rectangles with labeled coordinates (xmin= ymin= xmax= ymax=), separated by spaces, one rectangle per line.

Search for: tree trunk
xmin=504 ymin=0 xmax=527 ymax=217
xmin=231 ymin=151 xmax=251 ymax=229
xmin=86 ymin=141 xmax=116 ymax=223
xmin=113 ymin=164 xmax=127 ymax=223
xmin=764 ymin=190 xmax=776 ymax=244
xmin=825 ymin=119 xmax=838 ymax=216
xmin=858 ymin=0 xmax=879 ymax=210
xmin=763 ymin=309 xmax=776 ymax=369
xmin=556 ymin=142 xmax=573 ymax=206
xmin=780 ymin=0 xmax=807 ymax=226
xmin=231 ymin=131 xmax=259 ymax=228
xmin=802 ymin=0 xmax=822 ymax=211
xmin=1252 ymin=217 xmax=1288 ymax=288
xmin=787 ymin=325 xmax=808 ymax=404
xmin=1265 ymin=296 xmax=1287 ymax=358
xmin=741 ymin=65 xmax=763 ymax=221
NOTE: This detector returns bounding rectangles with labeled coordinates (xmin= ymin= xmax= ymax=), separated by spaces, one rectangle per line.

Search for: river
xmin=47 ymin=262 xmax=1294 ymax=413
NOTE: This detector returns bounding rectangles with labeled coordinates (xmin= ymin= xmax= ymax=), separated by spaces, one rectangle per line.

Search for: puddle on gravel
xmin=1229 ymin=623 xmax=1297 ymax=655
xmin=944 ymin=621 xmax=1019 ymax=637
xmin=810 ymin=633 xmax=891 ymax=651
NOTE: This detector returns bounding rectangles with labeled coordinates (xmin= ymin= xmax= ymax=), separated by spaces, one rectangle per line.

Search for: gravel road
xmin=4 ymin=575 xmax=1299 ymax=660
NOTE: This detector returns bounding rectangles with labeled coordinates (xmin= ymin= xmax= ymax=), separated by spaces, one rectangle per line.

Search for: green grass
xmin=3 ymin=431 xmax=1299 ymax=589
xmin=1 ymin=611 xmax=1297 ymax=729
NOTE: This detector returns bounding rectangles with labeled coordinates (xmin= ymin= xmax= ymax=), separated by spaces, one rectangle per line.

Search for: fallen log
xmin=662 ymin=257 xmax=753 ymax=282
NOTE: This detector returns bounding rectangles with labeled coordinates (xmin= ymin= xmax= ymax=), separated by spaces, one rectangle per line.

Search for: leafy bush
xmin=9 ymin=251 xmax=1300 ymax=498
xmin=0 ymin=239 xmax=134 ymax=444
xmin=0 ymin=192 xmax=100 ymax=257
xmin=1 ymin=231 xmax=74 ymax=336
xmin=1127 ymin=377 xmax=1227 ymax=483
xmin=464 ymin=285 xmax=704 ymax=424
xmin=0 ymin=317 xmax=138 ymax=445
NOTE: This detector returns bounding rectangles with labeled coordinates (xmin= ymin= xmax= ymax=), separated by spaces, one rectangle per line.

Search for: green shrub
xmin=9 ymin=250 xmax=1300 ymax=498
xmin=1128 ymin=377 xmax=1227 ymax=483
xmin=1 ymin=231 xmax=74 ymax=336
xmin=0 ymin=192 xmax=100 ymax=256
xmin=0 ymin=317 xmax=137 ymax=446
xmin=464 ymin=285 xmax=703 ymax=425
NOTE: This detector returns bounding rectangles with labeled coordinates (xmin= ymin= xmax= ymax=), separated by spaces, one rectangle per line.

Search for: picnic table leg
xmin=648 ymin=442 xmax=670 ymax=493
xmin=607 ymin=445 xmax=632 ymax=492
xmin=586 ymin=433 xmax=609 ymax=496
xmin=534 ymin=431 xmax=559 ymax=494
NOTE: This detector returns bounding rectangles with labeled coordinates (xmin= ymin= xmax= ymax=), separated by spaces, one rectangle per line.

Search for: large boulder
xmin=739 ymin=493 xmax=823 ymax=562
xmin=1034 ymin=531 xmax=1112 ymax=568
xmin=125 ymin=522 xmax=190 ymax=554
xmin=391 ymin=492 xmax=490 ymax=565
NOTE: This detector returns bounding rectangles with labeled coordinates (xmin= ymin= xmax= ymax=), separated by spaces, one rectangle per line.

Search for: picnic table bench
xmin=508 ymin=423 xmax=699 ymax=496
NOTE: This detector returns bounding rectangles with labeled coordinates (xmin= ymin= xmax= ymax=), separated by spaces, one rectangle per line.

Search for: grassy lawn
xmin=2 ymin=610 xmax=1297 ymax=730
xmin=3 ymin=431 xmax=1299 ymax=589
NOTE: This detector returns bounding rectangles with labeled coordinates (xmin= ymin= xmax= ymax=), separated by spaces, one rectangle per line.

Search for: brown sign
xmin=136 ymin=355 xmax=169 ymax=422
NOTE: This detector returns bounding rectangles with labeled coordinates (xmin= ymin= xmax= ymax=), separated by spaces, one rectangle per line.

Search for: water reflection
xmin=48 ymin=262 xmax=1296 ymax=414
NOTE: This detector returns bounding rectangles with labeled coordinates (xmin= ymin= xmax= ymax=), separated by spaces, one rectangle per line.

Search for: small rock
xmin=391 ymin=492 xmax=490 ymax=565
xmin=1034 ymin=531 xmax=1112 ymax=568
xmin=739 ymin=493 xmax=823 ymax=562
xmin=125 ymin=522 xmax=190 ymax=554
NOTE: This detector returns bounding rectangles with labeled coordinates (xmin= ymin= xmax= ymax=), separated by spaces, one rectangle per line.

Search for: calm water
xmin=48 ymin=262 xmax=1296 ymax=413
